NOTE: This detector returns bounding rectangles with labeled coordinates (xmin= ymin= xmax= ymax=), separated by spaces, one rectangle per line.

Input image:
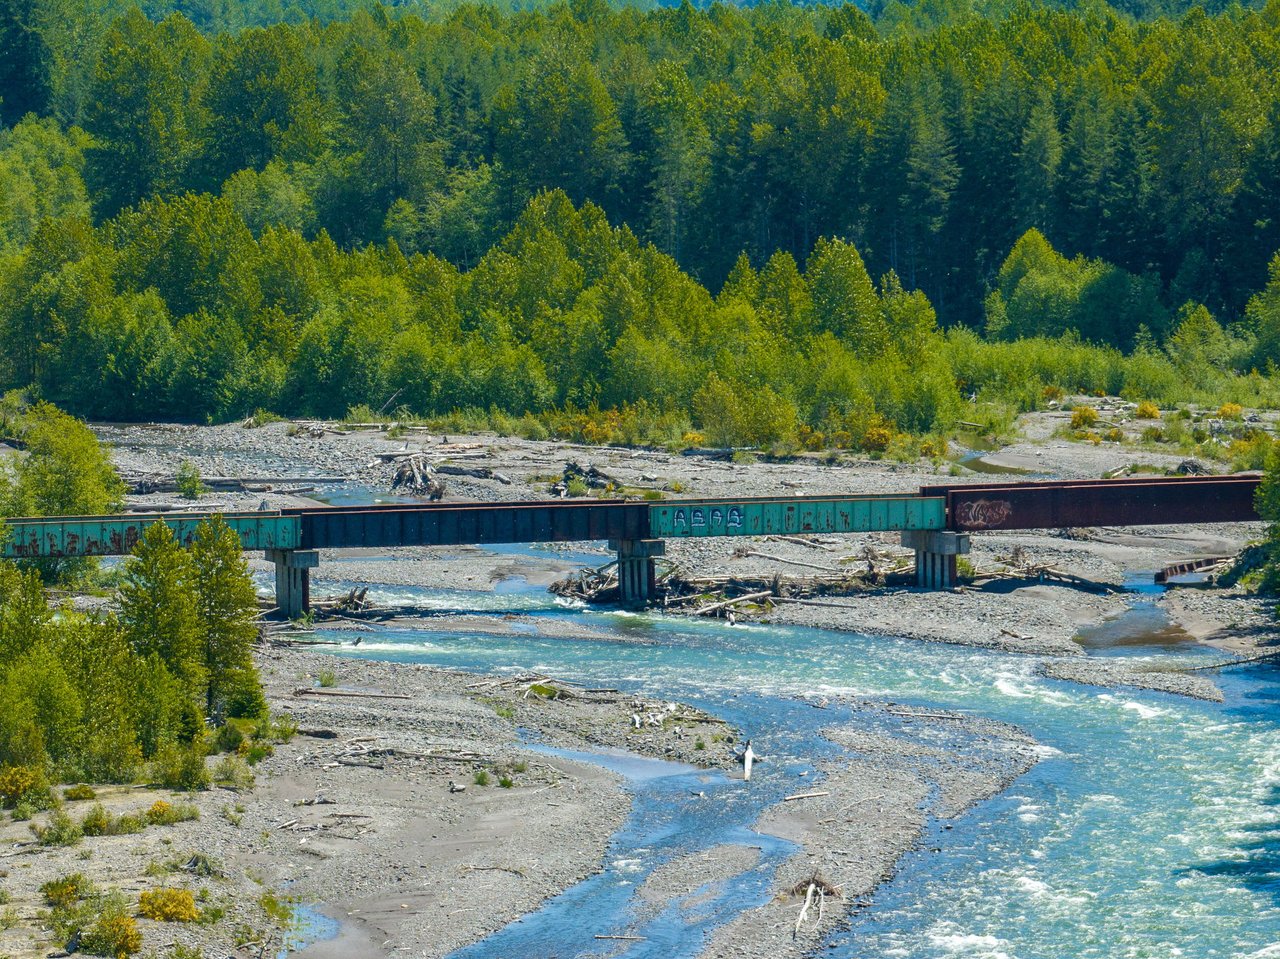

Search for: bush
xmin=1218 ymin=402 xmax=1244 ymax=420
xmin=175 ymin=461 xmax=206 ymax=499
xmin=212 ymin=755 xmax=255 ymax=791
xmin=79 ymin=893 xmax=142 ymax=957
xmin=317 ymin=669 xmax=337 ymax=688
xmin=35 ymin=809 xmax=83 ymax=846
xmin=64 ymin=784 xmax=97 ymax=802
xmin=146 ymin=800 xmax=200 ymax=826
xmin=473 ymin=770 xmax=490 ymax=786
xmin=213 ymin=722 xmax=246 ymax=755
xmin=1135 ymin=401 xmax=1160 ymax=419
xmin=81 ymin=803 xmax=113 ymax=837
xmin=150 ymin=743 xmax=210 ymax=792
xmin=1070 ymin=406 xmax=1099 ymax=429
xmin=138 ymin=887 xmax=201 ymax=923
xmin=41 ymin=873 xmax=94 ymax=908
xmin=0 ymin=765 xmax=48 ymax=808
xmin=861 ymin=424 xmax=894 ymax=452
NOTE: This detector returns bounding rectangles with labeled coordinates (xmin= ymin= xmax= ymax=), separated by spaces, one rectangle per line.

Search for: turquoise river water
xmin=293 ymin=565 xmax=1280 ymax=959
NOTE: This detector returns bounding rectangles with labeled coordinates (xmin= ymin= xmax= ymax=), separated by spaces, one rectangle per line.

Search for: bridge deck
xmin=0 ymin=476 xmax=1262 ymax=560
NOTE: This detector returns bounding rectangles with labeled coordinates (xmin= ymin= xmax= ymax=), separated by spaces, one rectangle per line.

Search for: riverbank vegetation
xmin=4 ymin=0 xmax=1280 ymax=450
xmin=0 ymin=403 xmax=270 ymax=794
xmin=0 ymin=513 xmax=267 ymax=799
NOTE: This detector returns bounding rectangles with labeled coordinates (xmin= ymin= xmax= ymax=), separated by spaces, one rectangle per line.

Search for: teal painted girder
xmin=649 ymin=496 xmax=946 ymax=538
xmin=1 ymin=512 xmax=301 ymax=559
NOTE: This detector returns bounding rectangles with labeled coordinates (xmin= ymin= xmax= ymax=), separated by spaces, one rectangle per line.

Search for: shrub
xmin=150 ymin=743 xmax=210 ymax=792
xmin=111 ymin=813 xmax=145 ymax=834
xmin=146 ymin=800 xmax=199 ymax=826
xmin=260 ymin=712 xmax=297 ymax=743
xmin=42 ymin=873 xmax=94 ymax=908
xmin=1070 ymin=406 xmax=1099 ymax=429
xmin=1141 ymin=426 xmax=1165 ymax=442
xmin=317 ymin=669 xmax=337 ymax=688
xmin=243 ymin=741 xmax=273 ymax=765
xmin=1218 ymin=402 xmax=1244 ymax=420
xmin=35 ymin=810 xmax=83 ymax=846
xmin=138 ymin=888 xmax=200 ymax=923
xmin=861 ymin=424 xmax=894 ymax=452
xmin=1105 ymin=428 xmax=1124 ymax=443
xmin=175 ymin=461 xmax=205 ymax=499
xmin=473 ymin=770 xmax=490 ymax=786
xmin=212 ymin=755 xmax=255 ymax=791
xmin=81 ymin=803 xmax=113 ymax=837
xmin=565 ymin=477 xmax=588 ymax=497
xmin=0 ymin=904 xmax=18 ymax=930
xmin=0 ymin=765 xmax=48 ymax=808
xmin=79 ymin=893 xmax=142 ymax=958
xmin=1135 ymin=401 xmax=1160 ymax=419
xmin=213 ymin=722 xmax=246 ymax=755
xmin=64 ymin=784 xmax=97 ymax=802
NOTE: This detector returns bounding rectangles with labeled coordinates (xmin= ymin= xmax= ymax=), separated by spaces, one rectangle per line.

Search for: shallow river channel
xmin=291 ymin=561 xmax=1280 ymax=959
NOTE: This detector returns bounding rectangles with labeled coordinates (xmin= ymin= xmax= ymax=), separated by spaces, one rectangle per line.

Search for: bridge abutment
xmin=266 ymin=548 xmax=320 ymax=618
xmin=900 ymin=530 xmax=970 ymax=590
xmin=609 ymin=539 xmax=666 ymax=606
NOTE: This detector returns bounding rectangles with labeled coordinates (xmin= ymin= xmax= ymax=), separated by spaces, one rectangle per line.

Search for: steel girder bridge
xmin=0 ymin=475 xmax=1261 ymax=615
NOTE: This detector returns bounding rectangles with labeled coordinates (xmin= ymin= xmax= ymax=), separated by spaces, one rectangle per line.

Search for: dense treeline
xmin=4 ymin=0 xmax=1280 ymax=444
xmin=4 ymin=186 xmax=1279 ymax=449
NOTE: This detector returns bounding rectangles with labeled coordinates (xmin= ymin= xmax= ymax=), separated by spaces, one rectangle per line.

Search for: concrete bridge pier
xmin=900 ymin=530 xmax=970 ymax=589
xmin=266 ymin=548 xmax=320 ymax=618
xmin=609 ymin=539 xmax=666 ymax=606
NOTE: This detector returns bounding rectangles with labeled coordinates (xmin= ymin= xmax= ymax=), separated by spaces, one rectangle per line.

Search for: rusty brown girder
xmin=921 ymin=474 xmax=1263 ymax=532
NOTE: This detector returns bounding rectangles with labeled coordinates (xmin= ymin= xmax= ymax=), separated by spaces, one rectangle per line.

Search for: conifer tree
xmin=192 ymin=516 xmax=264 ymax=720
xmin=118 ymin=523 xmax=206 ymax=706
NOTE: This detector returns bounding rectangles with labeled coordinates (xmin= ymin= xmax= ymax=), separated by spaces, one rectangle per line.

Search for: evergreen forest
xmin=5 ymin=0 xmax=1280 ymax=449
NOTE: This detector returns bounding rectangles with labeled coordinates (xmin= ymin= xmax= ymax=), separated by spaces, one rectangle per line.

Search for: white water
xmin=302 ymin=575 xmax=1280 ymax=959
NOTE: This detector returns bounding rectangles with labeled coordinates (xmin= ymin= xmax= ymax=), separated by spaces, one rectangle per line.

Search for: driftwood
xmin=127 ymin=474 xmax=344 ymax=494
xmin=783 ymin=790 xmax=831 ymax=802
xmin=695 ymin=591 xmax=774 ymax=617
xmin=293 ymin=688 xmax=411 ymax=701
xmin=739 ymin=549 xmax=842 ymax=574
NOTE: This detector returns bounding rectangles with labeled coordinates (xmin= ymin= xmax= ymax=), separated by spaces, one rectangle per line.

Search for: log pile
xmin=390 ymin=454 xmax=447 ymax=498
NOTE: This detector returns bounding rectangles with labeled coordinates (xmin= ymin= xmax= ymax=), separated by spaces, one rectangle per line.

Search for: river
xmin=294 ymin=566 xmax=1280 ymax=959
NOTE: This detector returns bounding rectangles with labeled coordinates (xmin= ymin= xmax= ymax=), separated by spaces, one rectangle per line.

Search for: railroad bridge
xmin=0 ymin=475 xmax=1262 ymax=616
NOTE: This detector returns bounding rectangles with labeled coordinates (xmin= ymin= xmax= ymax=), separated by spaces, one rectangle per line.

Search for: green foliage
xmin=34 ymin=809 xmax=84 ymax=846
xmin=175 ymin=461 xmax=205 ymax=499
xmin=150 ymin=742 xmax=211 ymax=792
xmin=473 ymin=769 xmax=490 ymax=786
xmin=77 ymin=891 xmax=142 ymax=958
xmin=145 ymin=799 xmax=200 ymax=826
xmin=64 ymin=783 xmax=96 ymax=801
xmin=212 ymin=754 xmax=255 ymax=790
xmin=3 ymin=2 xmax=1280 ymax=444
xmin=42 ymin=872 xmax=94 ymax=908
